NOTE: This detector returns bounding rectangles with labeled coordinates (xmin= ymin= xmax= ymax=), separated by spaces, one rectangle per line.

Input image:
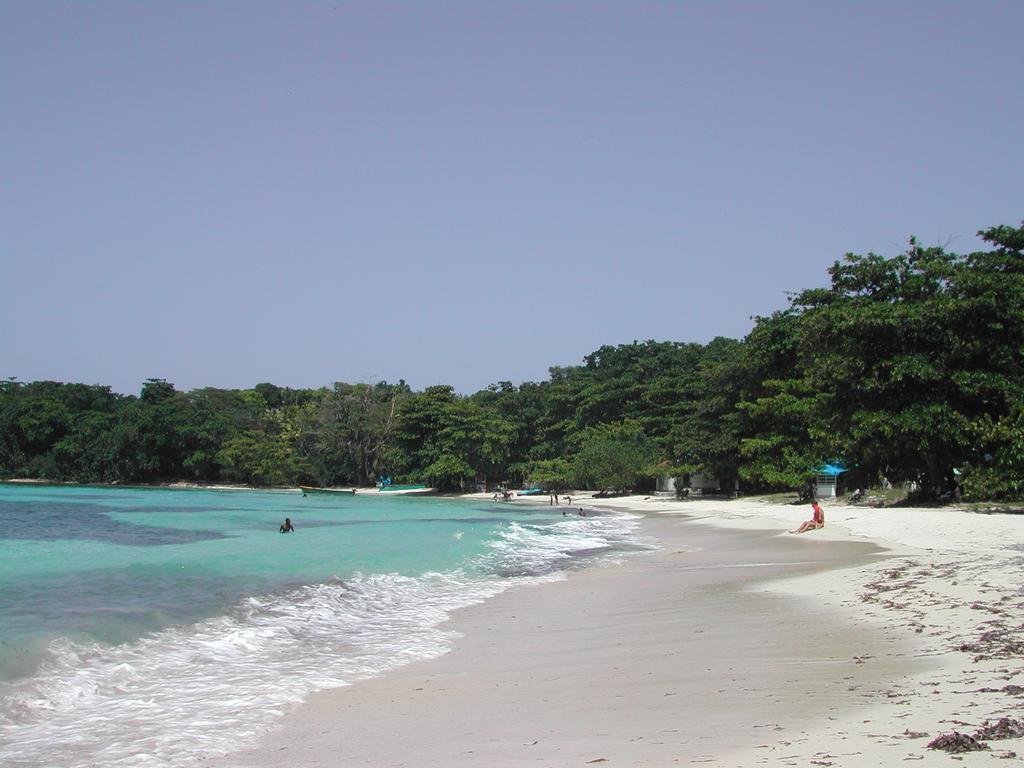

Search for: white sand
xmin=213 ymin=494 xmax=1024 ymax=767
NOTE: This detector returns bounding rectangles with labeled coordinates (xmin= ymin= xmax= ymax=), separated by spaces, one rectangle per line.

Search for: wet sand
xmin=213 ymin=513 xmax=933 ymax=767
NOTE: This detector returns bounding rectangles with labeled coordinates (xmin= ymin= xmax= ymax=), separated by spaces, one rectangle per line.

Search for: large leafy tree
xmin=470 ymin=380 xmax=551 ymax=480
xmin=736 ymin=310 xmax=822 ymax=489
xmin=216 ymin=432 xmax=309 ymax=486
xmin=391 ymin=385 xmax=460 ymax=481
xmin=174 ymin=388 xmax=259 ymax=480
xmin=393 ymin=385 xmax=514 ymax=488
xmin=949 ymin=225 xmax=1024 ymax=498
xmin=300 ymin=381 xmax=409 ymax=486
xmin=0 ymin=381 xmax=129 ymax=480
xmin=814 ymin=230 xmax=1022 ymax=496
xmin=520 ymin=457 xmax=573 ymax=490
xmin=573 ymin=341 xmax=705 ymax=443
xmin=798 ymin=241 xmax=967 ymax=493
xmin=111 ymin=379 xmax=186 ymax=481
xmin=571 ymin=420 xmax=657 ymax=491
xmin=738 ymin=223 xmax=1024 ymax=498
xmin=666 ymin=336 xmax=746 ymax=486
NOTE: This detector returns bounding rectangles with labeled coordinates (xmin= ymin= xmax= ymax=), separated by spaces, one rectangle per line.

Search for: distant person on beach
xmin=564 ymin=495 xmax=572 ymax=505
xmin=279 ymin=517 xmax=295 ymax=533
xmin=790 ymin=501 xmax=824 ymax=534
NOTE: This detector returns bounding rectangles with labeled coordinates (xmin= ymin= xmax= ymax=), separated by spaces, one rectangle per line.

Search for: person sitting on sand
xmin=279 ymin=517 xmax=295 ymax=533
xmin=790 ymin=501 xmax=824 ymax=534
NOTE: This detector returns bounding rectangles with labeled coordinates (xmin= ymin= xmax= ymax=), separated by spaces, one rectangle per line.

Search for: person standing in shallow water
xmin=279 ymin=518 xmax=295 ymax=533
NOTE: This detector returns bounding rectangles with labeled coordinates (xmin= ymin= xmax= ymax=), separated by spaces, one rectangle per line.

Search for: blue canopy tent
xmin=814 ymin=463 xmax=848 ymax=497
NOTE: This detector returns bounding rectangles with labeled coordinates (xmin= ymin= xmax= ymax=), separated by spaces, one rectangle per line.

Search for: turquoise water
xmin=0 ymin=485 xmax=504 ymax=676
xmin=0 ymin=484 xmax=645 ymax=768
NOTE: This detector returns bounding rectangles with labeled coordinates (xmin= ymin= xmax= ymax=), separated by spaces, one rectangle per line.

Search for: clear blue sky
xmin=3 ymin=1 xmax=1021 ymax=395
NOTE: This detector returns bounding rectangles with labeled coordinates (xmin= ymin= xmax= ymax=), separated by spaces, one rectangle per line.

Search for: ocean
xmin=0 ymin=484 xmax=647 ymax=768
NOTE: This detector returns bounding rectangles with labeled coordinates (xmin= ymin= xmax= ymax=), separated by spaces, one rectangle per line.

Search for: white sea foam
xmin=0 ymin=510 xmax=648 ymax=768
xmin=481 ymin=513 xmax=650 ymax=575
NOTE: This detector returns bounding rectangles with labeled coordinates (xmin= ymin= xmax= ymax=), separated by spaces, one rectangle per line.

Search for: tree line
xmin=2 ymin=223 xmax=1021 ymax=501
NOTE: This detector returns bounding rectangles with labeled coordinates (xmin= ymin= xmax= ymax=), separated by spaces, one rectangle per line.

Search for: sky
xmin=2 ymin=1 xmax=1022 ymax=396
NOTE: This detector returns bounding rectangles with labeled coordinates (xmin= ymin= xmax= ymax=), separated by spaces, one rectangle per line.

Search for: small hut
xmin=813 ymin=463 xmax=848 ymax=498
xmin=655 ymin=475 xmax=678 ymax=494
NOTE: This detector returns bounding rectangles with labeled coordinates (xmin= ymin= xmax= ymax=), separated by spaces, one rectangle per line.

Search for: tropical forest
xmin=3 ymin=223 xmax=1022 ymax=501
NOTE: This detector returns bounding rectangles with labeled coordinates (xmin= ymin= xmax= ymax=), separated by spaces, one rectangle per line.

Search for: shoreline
xmin=211 ymin=495 xmax=1024 ymax=766
xmin=0 ymin=479 xmax=431 ymax=495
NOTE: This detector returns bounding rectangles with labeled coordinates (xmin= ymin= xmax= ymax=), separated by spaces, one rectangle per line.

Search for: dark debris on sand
xmin=927 ymin=720 xmax=1024 ymax=754
xmin=958 ymin=626 xmax=1024 ymax=661
xmin=976 ymin=684 xmax=1024 ymax=696
xmin=927 ymin=731 xmax=990 ymax=752
xmin=841 ymin=554 xmax=1024 ymax=761
xmin=857 ymin=556 xmax=1024 ymax=759
xmin=975 ymin=717 xmax=1024 ymax=740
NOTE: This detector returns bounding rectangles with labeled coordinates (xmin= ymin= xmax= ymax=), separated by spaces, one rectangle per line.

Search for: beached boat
xmin=376 ymin=484 xmax=433 ymax=495
xmin=299 ymin=486 xmax=356 ymax=496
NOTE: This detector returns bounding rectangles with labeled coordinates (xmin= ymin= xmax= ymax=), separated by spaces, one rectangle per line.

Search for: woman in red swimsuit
xmin=790 ymin=500 xmax=824 ymax=534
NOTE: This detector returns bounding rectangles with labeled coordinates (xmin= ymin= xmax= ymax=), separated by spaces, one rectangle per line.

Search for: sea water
xmin=0 ymin=484 xmax=647 ymax=768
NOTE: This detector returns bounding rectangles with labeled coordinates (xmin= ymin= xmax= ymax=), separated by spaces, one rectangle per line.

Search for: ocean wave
xmin=0 ymin=510 xmax=649 ymax=768
xmin=479 ymin=512 xmax=652 ymax=576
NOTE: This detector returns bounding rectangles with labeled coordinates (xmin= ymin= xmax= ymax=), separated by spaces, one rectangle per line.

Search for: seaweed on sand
xmin=927 ymin=732 xmax=990 ymax=752
xmin=974 ymin=717 xmax=1024 ymax=741
xmin=958 ymin=626 xmax=1024 ymax=661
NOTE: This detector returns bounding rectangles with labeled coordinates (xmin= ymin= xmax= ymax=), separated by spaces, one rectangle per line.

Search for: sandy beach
xmin=212 ymin=495 xmax=1024 ymax=767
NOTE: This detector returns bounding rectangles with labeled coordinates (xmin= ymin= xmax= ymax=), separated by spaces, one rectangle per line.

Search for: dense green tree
xmin=116 ymin=381 xmax=184 ymax=481
xmin=959 ymin=403 xmax=1024 ymax=501
xmin=666 ymin=337 xmax=746 ymax=485
xmin=170 ymin=388 xmax=262 ymax=480
xmin=573 ymin=341 xmax=705 ymax=442
xmin=471 ymin=380 xmax=551 ymax=478
xmin=733 ymin=223 xmax=1024 ymax=498
xmin=435 ymin=398 xmax=514 ymax=481
xmin=2 ymin=219 xmax=1021 ymax=502
xmin=392 ymin=386 xmax=514 ymax=487
xmin=422 ymin=453 xmax=475 ymax=490
xmin=0 ymin=380 xmax=25 ymax=475
xmin=735 ymin=310 xmax=821 ymax=489
xmin=803 ymin=242 xmax=968 ymax=492
xmin=520 ymin=458 xmax=573 ymax=490
xmin=50 ymin=411 xmax=125 ymax=482
xmin=798 ymin=228 xmax=1022 ymax=497
xmin=299 ymin=381 xmax=408 ymax=486
xmin=216 ymin=433 xmax=309 ymax=487
xmin=391 ymin=385 xmax=460 ymax=481
xmin=0 ymin=381 xmax=127 ymax=480
xmin=571 ymin=420 xmax=657 ymax=491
